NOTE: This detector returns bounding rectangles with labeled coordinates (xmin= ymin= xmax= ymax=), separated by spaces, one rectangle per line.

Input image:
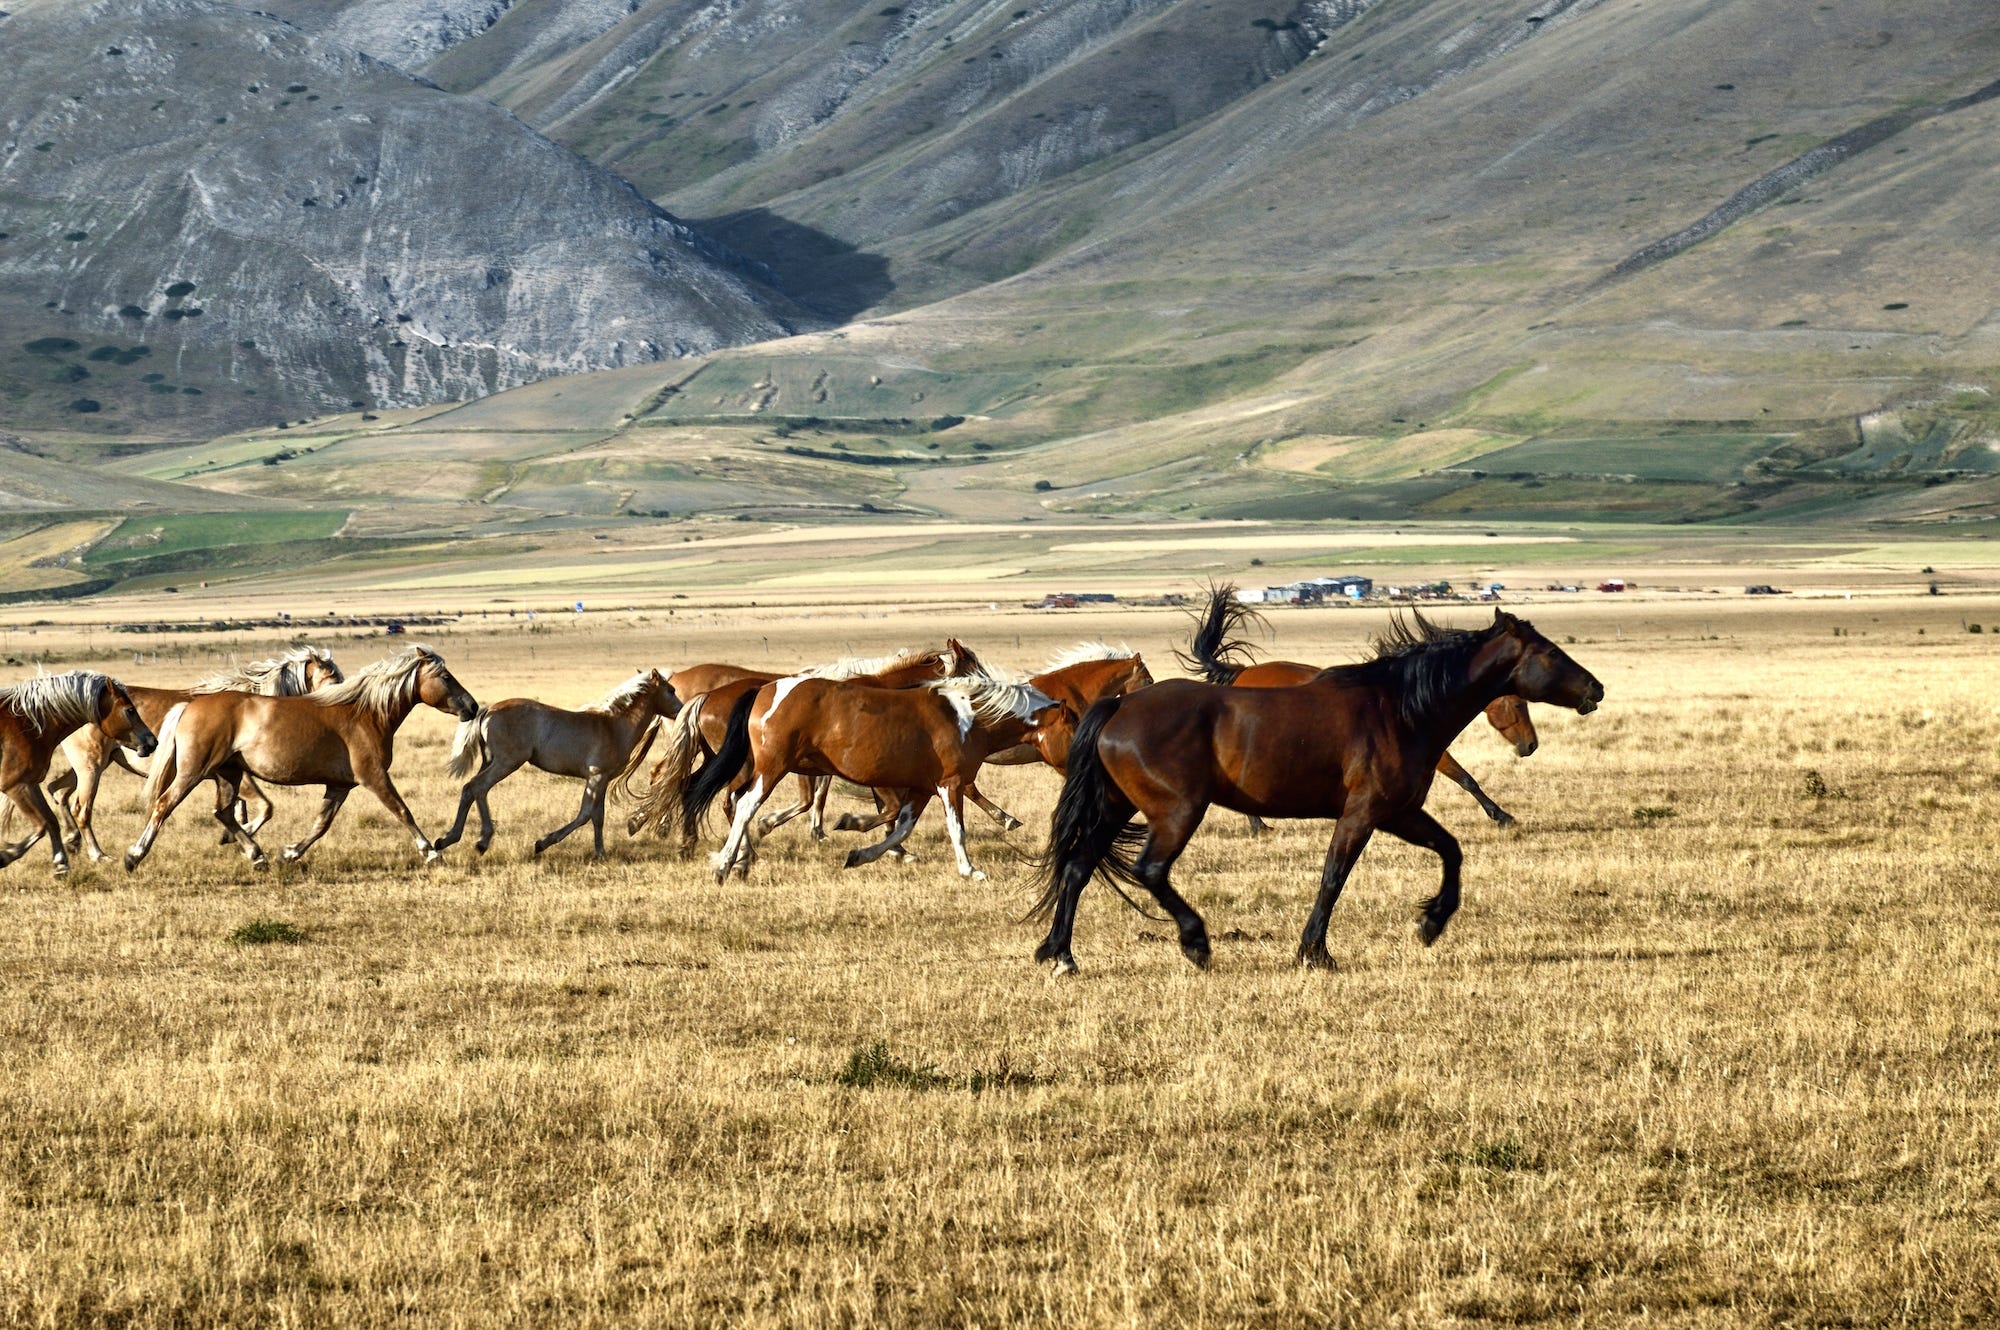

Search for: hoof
xmin=1416 ymin=914 xmax=1449 ymax=947
xmin=250 ymin=856 xmax=270 ymax=873
xmin=281 ymin=846 xmax=304 ymax=862
xmin=1050 ymin=955 xmax=1080 ymax=978
xmin=474 ymin=841 xmax=491 ymax=856
xmin=1181 ymin=942 xmax=1212 ymax=971
xmin=425 ymin=849 xmax=444 ymax=866
xmin=1297 ymin=945 xmax=1338 ymax=972
xmin=122 ymin=852 xmax=141 ymax=873
xmin=833 ymin=813 xmax=866 ymax=832
xmin=531 ymin=841 xmax=547 ymax=858
xmin=52 ymin=861 xmax=70 ymax=879
xmin=624 ymin=815 xmax=644 ymax=836
xmin=841 ymin=849 xmax=861 ymax=869
xmin=1491 ymin=811 xmax=1517 ymax=827
xmin=963 ymin=868 xmax=988 ymax=882
xmin=1001 ymin=816 xmax=1024 ymax=832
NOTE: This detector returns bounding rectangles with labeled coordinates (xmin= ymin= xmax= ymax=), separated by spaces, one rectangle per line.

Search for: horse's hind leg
xmin=937 ymin=783 xmax=988 ymax=880
xmin=712 ymin=770 xmax=777 ymax=883
xmin=1244 ymin=814 xmax=1269 ymax=837
xmin=436 ymin=755 xmax=522 ymax=855
xmin=124 ymin=761 xmax=213 ymax=873
xmin=1297 ymin=812 xmax=1379 ymax=971
xmin=809 ymin=775 xmax=831 ymax=841
xmin=535 ymin=772 xmax=608 ymax=859
xmin=237 ymin=775 xmax=277 ymax=838
xmin=47 ymin=765 xmax=81 ymax=850
xmin=209 ymin=765 xmax=268 ymax=870
xmin=1379 ymin=807 xmax=1465 ymax=946
xmin=1438 ymin=751 xmax=1512 ymax=825
xmin=283 ymin=786 xmax=350 ymax=863
xmin=843 ymin=791 xmax=929 ymax=870
xmin=755 ymin=773 xmax=819 ymax=836
xmin=64 ymin=759 xmax=111 ymax=862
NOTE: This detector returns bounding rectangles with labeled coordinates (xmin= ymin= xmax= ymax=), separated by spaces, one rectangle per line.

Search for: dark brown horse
xmin=1181 ymin=584 xmax=1537 ymax=825
xmin=1 ymin=672 xmax=156 ymax=878
xmin=1031 ymin=611 xmax=1602 ymax=975
xmin=122 ymin=646 xmax=478 ymax=871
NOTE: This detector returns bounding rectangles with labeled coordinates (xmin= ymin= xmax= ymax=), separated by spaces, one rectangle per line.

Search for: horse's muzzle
xmin=133 ymin=735 xmax=159 ymax=759
xmin=1514 ymin=737 xmax=1539 ymax=757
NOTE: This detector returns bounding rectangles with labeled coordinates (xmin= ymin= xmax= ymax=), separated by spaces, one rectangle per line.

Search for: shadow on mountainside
xmin=690 ymin=209 xmax=895 ymax=324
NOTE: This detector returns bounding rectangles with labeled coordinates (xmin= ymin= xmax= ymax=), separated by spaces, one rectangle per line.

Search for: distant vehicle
xmin=1038 ymin=594 xmax=1080 ymax=609
xmin=1597 ymin=579 xmax=1628 ymax=593
xmin=1744 ymin=584 xmax=1790 ymax=595
xmin=384 ymin=621 xmax=406 ymax=635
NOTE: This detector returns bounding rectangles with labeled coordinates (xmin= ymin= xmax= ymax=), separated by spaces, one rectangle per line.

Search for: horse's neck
xmin=1427 ymin=647 xmax=1517 ymax=751
xmin=868 ymin=661 xmax=938 ymax=688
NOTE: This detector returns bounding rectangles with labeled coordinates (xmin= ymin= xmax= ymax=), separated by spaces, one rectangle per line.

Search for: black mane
xmin=1326 ymin=611 xmax=1495 ymax=732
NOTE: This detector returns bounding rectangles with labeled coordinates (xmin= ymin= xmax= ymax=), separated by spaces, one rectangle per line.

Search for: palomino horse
xmin=628 ymin=642 xmax=982 ymax=848
xmin=31 ymin=646 xmax=344 ymax=862
xmin=123 ymin=646 xmax=478 ymax=871
xmin=685 ymin=672 xmax=1065 ymax=882
xmin=1030 ymin=611 xmax=1602 ymax=975
xmin=838 ymin=643 xmax=1154 ymax=836
xmin=1180 ymin=584 xmax=1536 ymax=825
xmin=1 ymin=672 xmax=156 ymax=878
xmin=434 ymin=669 xmax=680 ymax=859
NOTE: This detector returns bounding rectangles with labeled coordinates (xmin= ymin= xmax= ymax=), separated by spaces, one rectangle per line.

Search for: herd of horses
xmin=0 ymin=588 xmax=1602 ymax=971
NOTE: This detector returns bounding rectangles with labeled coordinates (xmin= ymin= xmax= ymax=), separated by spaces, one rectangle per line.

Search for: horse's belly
xmin=237 ymin=732 xmax=352 ymax=786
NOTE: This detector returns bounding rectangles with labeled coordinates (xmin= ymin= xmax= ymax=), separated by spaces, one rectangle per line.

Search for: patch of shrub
xmin=63 ymin=231 xmax=88 ymax=241
xmin=929 ymin=414 xmax=966 ymax=431
xmin=119 ymin=305 xmax=148 ymax=320
xmin=836 ymin=1040 xmax=951 ymax=1090
xmin=69 ymin=399 xmax=102 ymax=413
xmin=1802 ymin=770 xmax=1829 ymax=799
xmin=1632 ymin=805 xmax=1677 ymax=824
xmin=53 ymin=365 xmax=90 ymax=383
xmin=24 ymin=337 xmax=81 ymax=355
xmin=1033 ymin=479 xmax=1053 ymax=491
xmin=164 ymin=281 xmax=196 ymax=298
xmin=228 ymin=918 xmax=306 ymax=945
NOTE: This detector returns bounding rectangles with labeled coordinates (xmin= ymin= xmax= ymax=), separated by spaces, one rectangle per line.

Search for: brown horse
xmin=628 ymin=642 xmax=982 ymax=848
xmin=1180 ymin=584 xmax=1536 ymax=825
xmin=1 ymin=672 xmax=156 ymax=878
xmin=1031 ymin=611 xmax=1602 ymax=975
xmin=435 ymin=669 xmax=679 ymax=859
xmin=30 ymin=646 xmax=345 ymax=862
xmin=686 ymin=672 xmax=1065 ymax=882
xmin=122 ymin=646 xmax=478 ymax=871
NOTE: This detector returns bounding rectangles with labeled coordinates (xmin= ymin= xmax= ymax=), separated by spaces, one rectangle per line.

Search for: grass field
xmin=2 ymin=596 xmax=1998 ymax=1325
xmin=85 ymin=512 xmax=347 ymax=567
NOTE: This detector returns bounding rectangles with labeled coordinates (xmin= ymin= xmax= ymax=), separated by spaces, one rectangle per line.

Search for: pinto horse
xmin=1180 ymin=584 xmax=1536 ymax=825
xmin=28 ymin=646 xmax=345 ymax=862
xmin=0 ymin=672 xmax=156 ymax=878
xmin=123 ymin=646 xmax=478 ymax=871
xmin=628 ymin=642 xmax=982 ymax=848
xmin=435 ymin=669 xmax=679 ymax=859
xmin=1030 ymin=611 xmax=1602 ymax=976
xmin=685 ymin=672 xmax=1065 ymax=882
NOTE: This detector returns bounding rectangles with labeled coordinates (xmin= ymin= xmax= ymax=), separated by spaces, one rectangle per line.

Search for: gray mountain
xmin=0 ymin=0 xmax=798 ymax=434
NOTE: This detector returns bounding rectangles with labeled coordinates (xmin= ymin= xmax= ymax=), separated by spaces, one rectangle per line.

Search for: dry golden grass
xmin=2 ymin=600 xmax=1998 ymax=1327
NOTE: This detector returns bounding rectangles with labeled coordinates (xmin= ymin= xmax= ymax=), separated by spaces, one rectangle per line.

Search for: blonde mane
xmin=806 ymin=647 xmax=937 ymax=681
xmin=193 ymin=645 xmax=343 ymax=696
xmin=929 ymin=671 xmax=1056 ymax=724
xmin=1040 ymin=642 xmax=1137 ymax=672
xmin=591 ymin=671 xmax=661 ymax=714
xmin=0 ymin=670 xmax=106 ymax=731
xmin=309 ymin=645 xmax=442 ymax=717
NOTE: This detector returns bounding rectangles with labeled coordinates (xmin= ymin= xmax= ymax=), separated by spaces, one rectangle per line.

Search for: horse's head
xmin=943 ymin=637 xmax=985 ymax=678
xmin=1484 ymin=694 xmax=1538 ymax=756
xmin=302 ymin=650 xmax=344 ymax=692
xmin=643 ymin=667 xmax=681 ymax=718
xmin=99 ymin=679 xmax=157 ymax=759
xmin=1488 ymin=611 xmax=1602 ymax=715
xmin=417 ymin=652 xmax=479 ymax=720
xmin=1121 ymin=653 xmax=1154 ymax=694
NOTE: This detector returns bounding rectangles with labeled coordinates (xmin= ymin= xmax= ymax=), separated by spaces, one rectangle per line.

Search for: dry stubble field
xmin=3 ymin=598 xmax=1998 ymax=1327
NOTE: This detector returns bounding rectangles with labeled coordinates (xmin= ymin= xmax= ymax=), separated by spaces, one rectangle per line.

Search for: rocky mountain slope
xmin=0 ymin=0 xmax=800 ymax=434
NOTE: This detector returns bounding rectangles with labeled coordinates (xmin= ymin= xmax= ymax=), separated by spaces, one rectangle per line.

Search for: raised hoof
xmin=122 ymin=852 xmax=141 ymax=873
xmin=963 ymin=868 xmax=988 ymax=882
xmin=1181 ymin=941 xmax=1212 ymax=971
xmin=474 ymin=841 xmax=491 ymax=856
xmin=531 ymin=841 xmax=548 ymax=858
xmin=1000 ymin=816 xmax=1024 ymax=833
xmin=63 ymin=835 xmax=82 ymax=854
xmin=1490 ymin=810 xmax=1517 ymax=827
xmin=250 ymin=856 xmax=270 ymax=873
xmin=423 ymin=849 xmax=443 ymax=867
xmin=1416 ymin=914 xmax=1450 ymax=947
xmin=833 ymin=813 xmax=867 ymax=832
xmin=841 ymin=849 xmax=862 ymax=869
xmin=624 ymin=814 xmax=644 ymax=836
xmin=281 ymin=846 xmax=305 ymax=863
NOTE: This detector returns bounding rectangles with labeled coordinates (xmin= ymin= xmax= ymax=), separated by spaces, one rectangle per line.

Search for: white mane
xmin=0 ymin=670 xmax=106 ymax=731
xmin=807 ymin=647 xmax=936 ymax=681
xmin=929 ymin=671 xmax=1056 ymax=724
xmin=193 ymin=645 xmax=342 ymax=696
xmin=310 ymin=645 xmax=443 ymax=716
xmin=1040 ymin=641 xmax=1138 ymax=672
xmin=591 ymin=671 xmax=661 ymax=713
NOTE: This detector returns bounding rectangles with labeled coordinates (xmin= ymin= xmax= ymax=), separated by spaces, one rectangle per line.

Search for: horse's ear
xmin=1492 ymin=608 xmax=1517 ymax=628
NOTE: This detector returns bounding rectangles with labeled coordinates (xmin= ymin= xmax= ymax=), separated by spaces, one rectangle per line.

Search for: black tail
xmin=1174 ymin=581 xmax=1263 ymax=685
xmin=1024 ymin=696 xmax=1153 ymax=922
xmin=681 ymin=687 xmax=757 ymax=844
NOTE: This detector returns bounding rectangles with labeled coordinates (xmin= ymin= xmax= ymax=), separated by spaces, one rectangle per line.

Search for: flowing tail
xmin=681 ymin=687 xmax=758 ymax=845
xmin=610 ymin=718 xmax=663 ymax=806
xmin=1024 ymin=696 xmax=1152 ymax=922
xmin=136 ymin=703 xmax=186 ymax=813
xmin=445 ymin=708 xmax=489 ymax=779
xmin=625 ymin=697 xmax=707 ymax=837
xmin=1174 ymin=581 xmax=1263 ymax=685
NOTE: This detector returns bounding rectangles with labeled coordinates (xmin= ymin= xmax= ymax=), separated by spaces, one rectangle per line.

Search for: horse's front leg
xmin=65 ymin=759 xmax=113 ymax=862
xmin=47 ymin=764 xmax=81 ymax=851
xmin=237 ymin=775 xmax=277 ymax=837
xmin=358 ymin=769 xmax=441 ymax=864
xmin=535 ymin=772 xmax=608 ymax=859
xmin=1297 ymin=809 xmax=1380 ymax=971
xmin=808 ymin=775 xmax=831 ymax=841
xmin=964 ymin=781 xmax=1022 ymax=832
xmin=1436 ymin=751 xmax=1512 ymax=825
xmin=712 ymin=769 xmax=777 ymax=883
xmin=938 ymin=782 xmax=985 ymax=881
xmin=0 ymin=784 xmax=62 ymax=876
xmin=843 ymin=790 xmax=929 ymax=870
xmin=283 ymin=786 xmax=350 ymax=863
xmin=1379 ymin=807 xmax=1465 ymax=945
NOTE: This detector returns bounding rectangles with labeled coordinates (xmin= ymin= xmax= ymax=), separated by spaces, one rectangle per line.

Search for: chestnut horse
xmin=685 ymin=672 xmax=1064 ymax=882
xmin=1 ymin=672 xmax=156 ymax=878
xmin=123 ymin=646 xmax=478 ymax=871
xmin=30 ymin=646 xmax=344 ymax=862
xmin=628 ymin=642 xmax=982 ymax=848
xmin=435 ymin=669 xmax=679 ymax=859
xmin=1180 ymin=584 xmax=1536 ymax=825
xmin=1030 ymin=611 xmax=1602 ymax=976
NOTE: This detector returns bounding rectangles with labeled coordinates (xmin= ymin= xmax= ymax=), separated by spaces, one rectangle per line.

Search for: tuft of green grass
xmin=227 ymin=918 xmax=306 ymax=946
xmin=835 ymin=1040 xmax=951 ymax=1090
xmin=1632 ymin=805 xmax=1678 ymax=825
